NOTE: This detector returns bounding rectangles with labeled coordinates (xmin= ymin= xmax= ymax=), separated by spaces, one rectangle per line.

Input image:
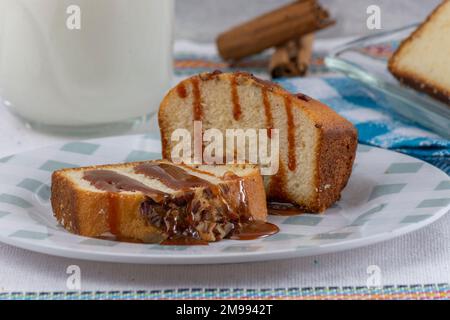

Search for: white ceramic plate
xmin=0 ymin=134 xmax=448 ymax=264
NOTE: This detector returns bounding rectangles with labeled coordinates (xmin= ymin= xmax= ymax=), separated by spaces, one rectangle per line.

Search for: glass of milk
xmin=0 ymin=0 xmax=173 ymax=133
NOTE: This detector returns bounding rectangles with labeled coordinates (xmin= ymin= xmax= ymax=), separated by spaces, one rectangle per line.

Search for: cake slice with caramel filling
xmin=51 ymin=160 xmax=275 ymax=244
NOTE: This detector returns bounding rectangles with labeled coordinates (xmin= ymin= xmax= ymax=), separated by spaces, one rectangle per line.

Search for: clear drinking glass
xmin=0 ymin=0 xmax=174 ymax=133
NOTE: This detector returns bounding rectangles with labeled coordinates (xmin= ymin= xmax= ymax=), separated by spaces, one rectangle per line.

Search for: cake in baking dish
xmin=389 ymin=0 xmax=450 ymax=105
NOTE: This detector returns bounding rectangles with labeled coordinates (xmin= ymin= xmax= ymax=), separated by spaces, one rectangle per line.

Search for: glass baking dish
xmin=325 ymin=24 xmax=450 ymax=139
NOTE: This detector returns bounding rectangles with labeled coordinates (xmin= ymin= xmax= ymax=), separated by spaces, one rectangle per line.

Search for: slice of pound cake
xmin=51 ymin=160 xmax=274 ymax=244
xmin=158 ymin=71 xmax=357 ymax=212
xmin=388 ymin=0 xmax=450 ymax=105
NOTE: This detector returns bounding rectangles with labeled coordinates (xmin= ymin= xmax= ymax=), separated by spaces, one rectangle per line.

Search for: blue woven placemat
xmin=276 ymin=76 xmax=450 ymax=174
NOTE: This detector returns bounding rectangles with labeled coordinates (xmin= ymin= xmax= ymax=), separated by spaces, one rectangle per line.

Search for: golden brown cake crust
xmin=158 ymin=71 xmax=357 ymax=212
xmin=51 ymin=162 xmax=154 ymax=239
xmin=388 ymin=0 xmax=450 ymax=105
xmin=314 ymin=120 xmax=357 ymax=211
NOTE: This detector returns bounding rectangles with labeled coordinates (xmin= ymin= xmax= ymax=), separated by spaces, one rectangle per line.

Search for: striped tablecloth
xmin=1 ymin=284 xmax=448 ymax=300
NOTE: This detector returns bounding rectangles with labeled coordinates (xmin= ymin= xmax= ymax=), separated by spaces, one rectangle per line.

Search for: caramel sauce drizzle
xmin=262 ymin=87 xmax=274 ymax=139
xmin=191 ymin=77 xmax=202 ymax=121
xmin=82 ymin=163 xmax=279 ymax=245
xmin=134 ymin=162 xmax=211 ymax=190
xmin=83 ymin=170 xmax=166 ymax=199
xmin=268 ymin=162 xmax=287 ymax=202
xmin=230 ymin=221 xmax=279 ymax=240
xmin=268 ymin=202 xmax=307 ymax=216
xmin=83 ymin=170 xmax=167 ymax=236
xmin=284 ymin=96 xmax=296 ymax=171
xmin=179 ymin=163 xmax=216 ymax=177
xmin=176 ymin=83 xmax=188 ymax=99
xmin=230 ymin=75 xmax=242 ymax=120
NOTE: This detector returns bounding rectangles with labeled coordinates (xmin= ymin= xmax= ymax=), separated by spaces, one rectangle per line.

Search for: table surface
xmin=1 ymin=100 xmax=449 ymax=293
xmin=0 ymin=39 xmax=449 ymax=293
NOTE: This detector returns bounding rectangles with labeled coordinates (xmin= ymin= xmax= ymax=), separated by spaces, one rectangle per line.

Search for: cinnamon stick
xmin=269 ymin=34 xmax=315 ymax=78
xmin=296 ymin=33 xmax=315 ymax=75
xmin=269 ymin=40 xmax=301 ymax=78
xmin=217 ymin=0 xmax=333 ymax=61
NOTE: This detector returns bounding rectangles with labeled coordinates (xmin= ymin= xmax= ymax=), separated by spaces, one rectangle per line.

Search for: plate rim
xmin=0 ymin=203 xmax=448 ymax=265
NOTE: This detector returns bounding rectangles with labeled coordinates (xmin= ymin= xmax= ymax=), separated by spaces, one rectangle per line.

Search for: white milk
xmin=0 ymin=0 xmax=173 ymax=127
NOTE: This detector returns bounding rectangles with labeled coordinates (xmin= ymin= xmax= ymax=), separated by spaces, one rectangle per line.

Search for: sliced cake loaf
xmin=388 ymin=0 xmax=450 ymax=105
xmin=51 ymin=160 xmax=271 ymax=243
xmin=158 ymin=71 xmax=357 ymax=212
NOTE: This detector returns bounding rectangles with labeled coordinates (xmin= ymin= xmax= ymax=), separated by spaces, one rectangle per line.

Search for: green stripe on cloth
xmin=0 ymin=284 xmax=448 ymax=300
